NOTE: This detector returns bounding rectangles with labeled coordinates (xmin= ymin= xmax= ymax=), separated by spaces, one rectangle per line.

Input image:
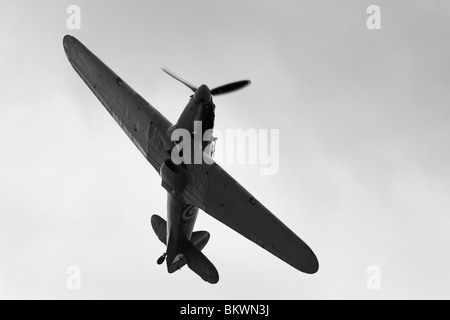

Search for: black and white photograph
xmin=1 ymin=1 xmax=450 ymax=303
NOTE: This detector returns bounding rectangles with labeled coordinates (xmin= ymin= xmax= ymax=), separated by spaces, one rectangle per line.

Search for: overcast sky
xmin=1 ymin=0 xmax=450 ymax=299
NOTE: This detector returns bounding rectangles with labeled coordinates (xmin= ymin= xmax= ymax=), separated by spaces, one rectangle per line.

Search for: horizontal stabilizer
xmin=191 ymin=231 xmax=210 ymax=251
xmin=151 ymin=215 xmax=167 ymax=245
xmin=184 ymin=241 xmax=219 ymax=284
xmin=151 ymin=215 xmax=216 ymax=282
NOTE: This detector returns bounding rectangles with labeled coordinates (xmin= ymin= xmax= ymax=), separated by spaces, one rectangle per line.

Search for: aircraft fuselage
xmin=164 ymin=93 xmax=215 ymax=272
xmin=166 ymin=191 xmax=199 ymax=272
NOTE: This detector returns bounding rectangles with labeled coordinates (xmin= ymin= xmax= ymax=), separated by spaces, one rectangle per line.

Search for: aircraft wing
xmin=63 ymin=35 xmax=172 ymax=172
xmin=183 ymin=161 xmax=319 ymax=274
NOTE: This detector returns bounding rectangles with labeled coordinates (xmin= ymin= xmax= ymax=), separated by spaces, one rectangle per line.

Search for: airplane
xmin=63 ymin=35 xmax=319 ymax=284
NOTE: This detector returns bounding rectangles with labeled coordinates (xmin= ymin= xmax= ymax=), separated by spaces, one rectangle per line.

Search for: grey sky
xmin=1 ymin=0 xmax=450 ymax=299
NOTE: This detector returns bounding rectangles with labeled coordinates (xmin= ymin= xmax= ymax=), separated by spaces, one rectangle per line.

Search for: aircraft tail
xmin=184 ymin=240 xmax=219 ymax=284
xmin=150 ymin=214 xmax=218 ymax=284
xmin=151 ymin=214 xmax=167 ymax=245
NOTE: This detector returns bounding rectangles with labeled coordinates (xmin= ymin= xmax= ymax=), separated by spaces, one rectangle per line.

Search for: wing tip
xmin=63 ymin=34 xmax=73 ymax=48
xmin=208 ymin=270 xmax=220 ymax=284
xmin=303 ymin=257 xmax=319 ymax=275
xmin=63 ymin=34 xmax=80 ymax=60
xmin=300 ymin=248 xmax=319 ymax=274
xmin=63 ymin=34 xmax=73 ymax=58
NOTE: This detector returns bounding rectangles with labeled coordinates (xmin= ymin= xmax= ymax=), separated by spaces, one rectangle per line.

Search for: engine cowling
xmin=160 ymin=159 xmax=186 ymax=194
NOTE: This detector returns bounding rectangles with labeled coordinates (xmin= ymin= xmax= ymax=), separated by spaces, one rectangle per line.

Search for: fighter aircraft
xmin=63 ymin=35 xmax=319 ymax=284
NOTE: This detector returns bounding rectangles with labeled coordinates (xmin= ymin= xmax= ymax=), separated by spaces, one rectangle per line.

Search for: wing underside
xmin=183 ymin=162 xmax=319 ymax=274
xmin=63 ymin=35 xmax=172 ymax=172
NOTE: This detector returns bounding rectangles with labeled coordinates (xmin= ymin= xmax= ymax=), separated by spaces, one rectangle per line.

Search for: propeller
xmin=162 ymin=68 xmax=251 ymax=97
xmin=210 ymin=80 xmax=251 ymax=96
xmin=162 ymin=68 xmax=197 ymax=92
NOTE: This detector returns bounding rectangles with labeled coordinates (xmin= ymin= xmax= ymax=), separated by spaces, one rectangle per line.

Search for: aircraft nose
xmin=193 ymin=84 xmax=212 ymax=104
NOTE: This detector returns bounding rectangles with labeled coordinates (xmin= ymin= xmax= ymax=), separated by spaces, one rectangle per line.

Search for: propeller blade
xmin=162 ymin=68 xmax=197 ymax=92
xmin=210 ymin=80 xmax=251 ymax=96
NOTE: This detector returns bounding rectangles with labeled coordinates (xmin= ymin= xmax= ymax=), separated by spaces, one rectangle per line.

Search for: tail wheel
xmin=157 ymin=253 xmax=167 ymax=265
